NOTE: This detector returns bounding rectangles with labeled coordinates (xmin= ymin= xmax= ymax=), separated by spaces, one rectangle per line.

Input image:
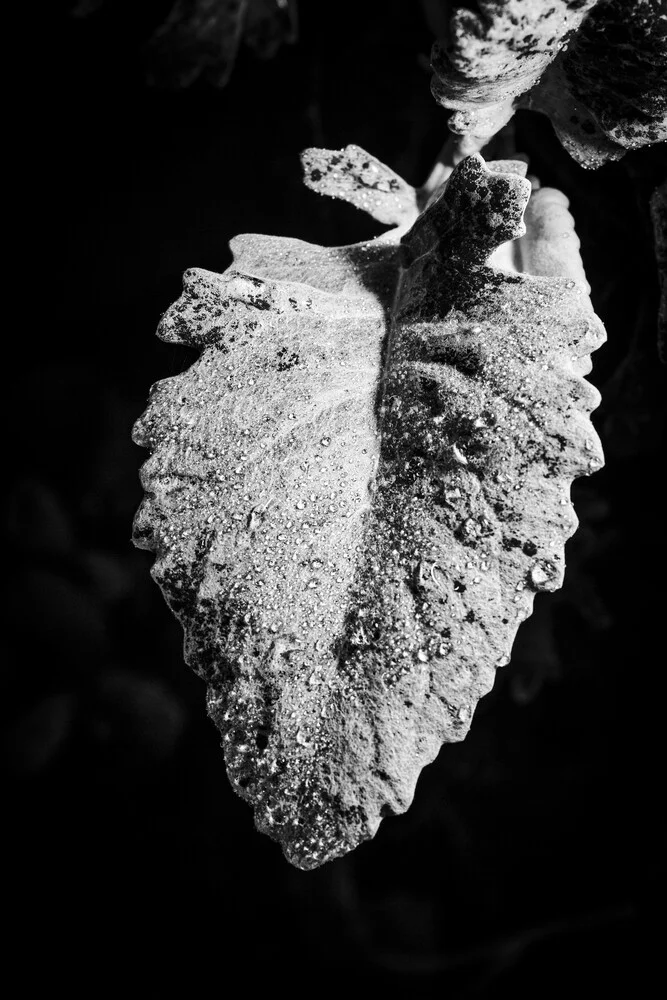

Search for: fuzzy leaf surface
xmin=431 ymin=0 xmax=667 ymax=168
xmin=133 ymin=153 xmax=605 ymax=868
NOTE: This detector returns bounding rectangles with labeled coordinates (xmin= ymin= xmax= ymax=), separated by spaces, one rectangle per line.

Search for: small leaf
xmin=301 ymin=145 xmax=419 ymax=227
xmin=134 ymin=152 xmax=605 ymax=868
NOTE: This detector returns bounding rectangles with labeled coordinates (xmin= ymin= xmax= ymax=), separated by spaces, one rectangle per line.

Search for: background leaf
xmin=431 ymin=0 xmax=667 ymax=168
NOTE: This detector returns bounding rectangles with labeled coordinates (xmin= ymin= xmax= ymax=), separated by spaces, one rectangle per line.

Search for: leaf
xmin=301 ymin=145 xmax=419 ymax=227
xmin=431 ymin=0 xmax=667 ymax=168
xmin=146 ymin=0 xmax=297 ymax=88
xmin=133 ymin=150 xmax=605 ymax=868
xmin=430 ymin=1 xmax=599 ymax=144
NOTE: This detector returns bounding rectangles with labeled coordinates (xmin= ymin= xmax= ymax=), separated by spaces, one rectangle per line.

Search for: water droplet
xmin=320 ymin=436 xmax=331 ymax=447
xmin=452 ymin=444 xmax=468 ymax=465
xmin=529 ymin=559 xmax=560 ymax=592
xmin=462 ymin=517 xmax=480 ymax=538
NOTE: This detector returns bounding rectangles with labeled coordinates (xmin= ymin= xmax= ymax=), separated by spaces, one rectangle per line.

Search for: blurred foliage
xmin=71 ymin=0 xmax=298 ymax=86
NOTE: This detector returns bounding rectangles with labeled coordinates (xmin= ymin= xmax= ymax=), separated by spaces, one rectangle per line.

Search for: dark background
xmin=6 ymin=2 xmax=665 ymax=993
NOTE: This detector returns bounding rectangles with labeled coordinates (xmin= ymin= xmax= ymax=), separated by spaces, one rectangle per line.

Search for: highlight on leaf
xmin=301 ymin=145 xmax=419 ymax=228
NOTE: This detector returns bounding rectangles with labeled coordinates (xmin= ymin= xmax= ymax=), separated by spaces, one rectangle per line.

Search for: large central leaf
xmin=133 ymin=154 xmax=605 ymax=868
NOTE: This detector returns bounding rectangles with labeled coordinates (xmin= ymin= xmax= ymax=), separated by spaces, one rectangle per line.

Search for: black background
xmin=6 ymin=2 xmax=665 ymax=993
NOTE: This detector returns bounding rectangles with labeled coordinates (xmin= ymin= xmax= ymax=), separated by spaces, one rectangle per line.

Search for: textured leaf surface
xmin=133 ymin=152 xmax=605 ymax=868
xmin=301 ymin=145 xmax=419 ymax=226
xmin=431 ymin=0 xmax=667 ymax=168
